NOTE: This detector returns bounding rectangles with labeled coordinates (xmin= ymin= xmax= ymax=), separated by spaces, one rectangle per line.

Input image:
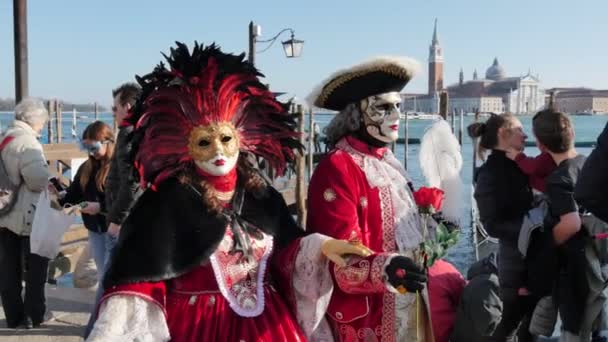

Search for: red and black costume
xmin=87 ymin=42 xmax=309 ymax=342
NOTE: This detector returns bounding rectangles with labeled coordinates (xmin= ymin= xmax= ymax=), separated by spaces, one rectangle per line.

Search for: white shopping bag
xmin=30 ymin=189 xmax=74 ymax=259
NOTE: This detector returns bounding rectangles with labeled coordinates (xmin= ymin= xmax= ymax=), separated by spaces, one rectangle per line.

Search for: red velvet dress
xmin=307 ymin=136 xmax=432 ymax=342
xmin=101 ymin=227 xmax=306 ymax=342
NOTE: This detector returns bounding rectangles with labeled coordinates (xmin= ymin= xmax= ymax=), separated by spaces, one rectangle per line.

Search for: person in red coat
xmin=306 ymin=57 xmax=433 ymax=341
xmin=86 ymin=42 xmax=372 ymax=342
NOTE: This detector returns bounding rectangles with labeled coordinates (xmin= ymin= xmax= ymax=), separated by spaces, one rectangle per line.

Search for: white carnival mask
xmin=188 ymin=122 xmax=240 ymax=176
xmin=360 ymin=92 xmax=401 ymax=143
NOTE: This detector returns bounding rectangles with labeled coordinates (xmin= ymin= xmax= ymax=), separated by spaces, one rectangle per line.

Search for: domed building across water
xmin=401 ymin=20 xmax=546 ymax=115
xmin=445 ymin=57 xmax=545 ymax=114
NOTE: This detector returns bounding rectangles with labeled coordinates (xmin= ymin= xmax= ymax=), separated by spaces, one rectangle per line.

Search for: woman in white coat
xmin=0 ymin=98 xmax=52 ymax=329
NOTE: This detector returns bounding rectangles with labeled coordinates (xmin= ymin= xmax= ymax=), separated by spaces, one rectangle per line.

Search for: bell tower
xmin=428 ymin=19 xmax=444 ymax=95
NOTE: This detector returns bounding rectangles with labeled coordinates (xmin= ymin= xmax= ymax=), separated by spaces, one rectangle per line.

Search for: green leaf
xmin=436 ymin=223 xmax=448 ymax=241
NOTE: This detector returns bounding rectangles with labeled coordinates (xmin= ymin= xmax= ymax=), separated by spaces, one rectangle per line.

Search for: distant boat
xmin=405 ymin=112 xmax=441 ymax=120
xmin=573 ymin=110 xmax=594 ymax=116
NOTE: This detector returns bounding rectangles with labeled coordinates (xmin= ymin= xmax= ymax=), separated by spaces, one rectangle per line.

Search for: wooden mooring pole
xmin=307 ymin=110 xmax=314 ymax=182
xmin=459 ymin=109 xmax=464 ymax=145
xmin=56 ymin=101 xmax=62 ymax=143
xmin=94 ymin=102 xmax=99 ymax=121
xmin=439 ymin=91 xmax=449 ymax=120
xmin=403 ymin=112 xmax=409 ymax=169
xmin=472 ymin=111 xmax=480 ymax=179
xmin=55 ymin=100 xmax=63 ymax=175
xmin=47 ymin=99 xmax=55 ymax=143
xmin=295 ymin=105 xmax=307 ymax=227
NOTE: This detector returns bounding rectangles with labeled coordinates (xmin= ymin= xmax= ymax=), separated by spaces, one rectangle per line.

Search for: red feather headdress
xmin=126 ymin=42 xmax=300 ymax=188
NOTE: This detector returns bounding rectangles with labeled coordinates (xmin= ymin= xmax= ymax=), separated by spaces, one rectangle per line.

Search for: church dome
xmin=485 ymin=58 xmax=506 ymax=80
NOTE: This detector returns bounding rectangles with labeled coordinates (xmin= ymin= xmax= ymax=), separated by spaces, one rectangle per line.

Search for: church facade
xmin=402 ymin=22 xmax=546 ymax=114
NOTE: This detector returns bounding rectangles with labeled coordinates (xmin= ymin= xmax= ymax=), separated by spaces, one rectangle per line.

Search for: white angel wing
xmin=418 ymin=119 xmax=463 ymax=222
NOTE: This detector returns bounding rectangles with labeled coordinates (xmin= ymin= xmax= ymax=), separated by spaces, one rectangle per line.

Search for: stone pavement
xmin=0 ymin=285 xmax=94 ymax=342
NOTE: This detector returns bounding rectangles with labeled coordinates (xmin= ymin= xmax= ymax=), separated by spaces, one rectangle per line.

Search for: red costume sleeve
xmin=331 ymin=254 xmax=394 ymax=294
xmin=307 ymin=151 xmax=362 ymax=241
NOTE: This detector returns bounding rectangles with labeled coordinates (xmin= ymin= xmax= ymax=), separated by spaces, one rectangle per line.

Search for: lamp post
xmin=248 ymin=21 xmax=304 ymax=67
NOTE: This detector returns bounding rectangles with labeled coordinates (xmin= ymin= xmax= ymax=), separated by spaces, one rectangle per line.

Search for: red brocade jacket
xmin=307 ymin=136 xmax=434 ymax=342
xmin=86 ymin=179 xmax=311 ymax=342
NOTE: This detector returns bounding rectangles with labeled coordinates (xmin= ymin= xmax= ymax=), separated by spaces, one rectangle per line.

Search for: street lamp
xmin=248 ymin=21 xmax=304 ymax=66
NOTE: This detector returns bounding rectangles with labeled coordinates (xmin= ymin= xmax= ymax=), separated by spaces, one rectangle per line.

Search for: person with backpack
xmin=0 ymin=98 xmax=52 ymax=329
xmin=51 ymin=121 xmax=114 ymax=288
xmin=531 ymin=109 xmax=606 ymax=340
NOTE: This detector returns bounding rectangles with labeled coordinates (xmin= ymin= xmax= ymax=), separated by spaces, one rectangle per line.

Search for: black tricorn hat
xmin=308 ymin=56 xmax=420 ymax=111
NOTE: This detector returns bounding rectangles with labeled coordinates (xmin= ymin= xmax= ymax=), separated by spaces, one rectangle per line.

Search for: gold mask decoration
xmin=188 ymin=122 xmax=240 ymax=163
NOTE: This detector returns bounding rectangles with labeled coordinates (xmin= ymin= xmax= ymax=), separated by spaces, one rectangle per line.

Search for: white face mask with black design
xmin=360 ymin=92 xmax=401 ymax=143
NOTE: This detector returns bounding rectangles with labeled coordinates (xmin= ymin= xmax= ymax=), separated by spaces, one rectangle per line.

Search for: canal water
xmin=2 ymin=112 xmax=607 ymax=272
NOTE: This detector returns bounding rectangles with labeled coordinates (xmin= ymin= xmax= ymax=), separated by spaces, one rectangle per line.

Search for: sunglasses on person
xmin=79 ymin=140 xmax=111 ymax=155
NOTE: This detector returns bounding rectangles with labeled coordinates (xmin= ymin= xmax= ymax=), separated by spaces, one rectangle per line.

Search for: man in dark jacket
xmin=105 ymin=82 xmax=141 ymax=238
xmin=575 ymin=121 xmax=608 ymax=223
xmin=83 ymin=82 xmax=141 ymax=338
xmin=451 ymin=253 xmax=502 ymax=342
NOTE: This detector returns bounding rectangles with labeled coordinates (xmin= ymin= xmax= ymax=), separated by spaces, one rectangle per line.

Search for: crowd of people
xmin=0 ymin=40 xmax=607 ymax=342
xmin=470 ymin=109 xmax=608 ymax=341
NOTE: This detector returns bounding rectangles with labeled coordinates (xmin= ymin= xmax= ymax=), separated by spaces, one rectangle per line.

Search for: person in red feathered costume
xmin=86 ymin=42 xmax=372 ymax=342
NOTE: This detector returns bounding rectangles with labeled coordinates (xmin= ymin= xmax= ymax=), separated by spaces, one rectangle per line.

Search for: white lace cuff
xmin=86 ymin=295 xmax=170 ymax=342
xmin=294 ymin=233 xmax=335 ymax=342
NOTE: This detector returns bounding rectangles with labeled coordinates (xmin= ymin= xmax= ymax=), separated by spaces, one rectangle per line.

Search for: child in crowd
xmin=506 ymin=147 xmax=556 ymax=194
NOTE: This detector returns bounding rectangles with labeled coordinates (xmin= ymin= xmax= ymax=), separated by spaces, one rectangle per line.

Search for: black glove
xmin=385 ymin=256 xmax=427 ymax=292
xmin=432 ymin=212 xmax=459 ymax=232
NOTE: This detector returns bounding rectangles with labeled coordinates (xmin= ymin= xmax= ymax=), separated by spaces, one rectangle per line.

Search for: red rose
xmin=413 ymin=187 xmax=444 ymax=213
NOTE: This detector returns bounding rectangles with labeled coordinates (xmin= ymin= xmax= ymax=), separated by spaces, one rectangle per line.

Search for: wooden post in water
xmin=295 ymin=105 xmax=307 ymax=227
xmin=47 ymin=99 xmax=55 ymax=144
xmin=94 ymin=102 xmax=99 ymax=121
xmin=472 ymin=111 xmax=480 ymax=180
xmin=451 ymin=108 xmax=456 ymax=133
xmin=72 ymin=107 xmax=77 ymax=138
xmin=459 ymin=109 xmax=464 ymax=145
xmin=549 ymin=91 xmax=558 ymax=110
xmin=56 ymin=101 xmax=62 ymax=143
xmin=403 ymin=112 xmax=409 ymax=169
xmin=56 ymin=101 xmax=63 ymax=175
xmin=307 ymin=110 xmax=314 ymax=182
xmin=439 ymin=91 xmax=449 ymax=120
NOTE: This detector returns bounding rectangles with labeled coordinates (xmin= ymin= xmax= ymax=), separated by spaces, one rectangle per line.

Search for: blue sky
xmin=0 ymin=0 xmax=606 ymax=107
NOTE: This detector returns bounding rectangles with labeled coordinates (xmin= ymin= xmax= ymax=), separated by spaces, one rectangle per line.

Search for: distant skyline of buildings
xmin=402 ymin=20 xmax=607 ymax=115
